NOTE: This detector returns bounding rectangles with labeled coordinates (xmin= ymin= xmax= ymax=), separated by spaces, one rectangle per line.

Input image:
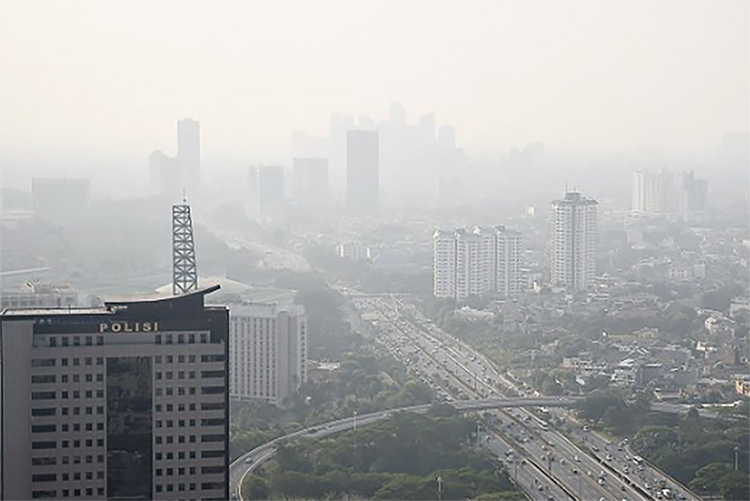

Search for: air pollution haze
xmin=1 ymin=2 xmax=750 ymax=501
xmin=1 ymin=1 xmax=748 ymax=190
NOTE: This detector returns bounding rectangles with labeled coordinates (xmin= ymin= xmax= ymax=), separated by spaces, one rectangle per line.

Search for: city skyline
xmin=1 ymin=1 xmax=747 ymax=165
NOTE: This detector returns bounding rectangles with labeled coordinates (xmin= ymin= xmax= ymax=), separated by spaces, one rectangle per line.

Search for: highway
xmin=229 ymin=396 xmax=580 ymax=498
xmin=349 ymin=292 xmax=700 ymax=501
xmin=230 ymin=289 xmax=700 ymax=501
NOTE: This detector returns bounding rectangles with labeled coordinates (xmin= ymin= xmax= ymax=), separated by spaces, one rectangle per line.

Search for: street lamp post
xmin=353 ymin=411 xmax=358 ymax=451
xmin=436 ymin=475 xmax=443 ymax=501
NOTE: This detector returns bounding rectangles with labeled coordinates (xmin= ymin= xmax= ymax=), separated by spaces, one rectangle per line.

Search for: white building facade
xmin=550 ymin=192 xmax=598 ymax=291
xmin=433 ymin=226 xmax=522 ymax=300
xmin=229 ymin=303 xmax=307 ymax=406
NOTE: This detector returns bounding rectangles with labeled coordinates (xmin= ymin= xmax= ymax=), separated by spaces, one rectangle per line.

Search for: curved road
xmin=229 ymin=397 xmax=580 ymax=498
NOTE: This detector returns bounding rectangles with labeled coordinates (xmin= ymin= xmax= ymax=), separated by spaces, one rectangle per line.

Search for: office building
xmin=346 ymin=130 xmax=379 ymax=215
xmin=550 ymin=192 xmax=598 ymax=291
xmin=1 ymin=286 xmax=229 ymax=501
xmin=31 ymin=178 xmax=91 ymax=224
xmin=292 ymin=157 xmax=329 ymax=206
xmin=228 ymin=302 xmax=306 ymax=406
xmin=177 ymin=119 xmax=201 ymax=192
xmin=433 ymin=226 xmax=522 ymax=300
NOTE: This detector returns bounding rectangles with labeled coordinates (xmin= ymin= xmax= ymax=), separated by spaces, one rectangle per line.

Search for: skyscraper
xmin=177 ymin=119 xmax=201 ymax=193
xmin=228 ymin=302 xmax=307 ymax=406
xmin=433 ymin=226 xmax=522 ymax=300
xmin=550 ymin=192 xmax=598 ymax=291
xmin=631 ymin=169 xmax=707 ymax=220
xmin=346 ymin=130 xmax=379 ymax=215
xmin=631 ymin=169 xmax=672 ymax=215
xmin=0 ymin=285 xmax=229 ymax=500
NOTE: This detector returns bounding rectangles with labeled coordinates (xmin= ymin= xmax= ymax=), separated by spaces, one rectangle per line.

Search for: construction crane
xmin=172 ymin=198 xmax=198 ymax=295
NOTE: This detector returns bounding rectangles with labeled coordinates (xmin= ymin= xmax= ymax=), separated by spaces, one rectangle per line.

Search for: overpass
xmin=230 ymin=396 xmax=581 ymax=498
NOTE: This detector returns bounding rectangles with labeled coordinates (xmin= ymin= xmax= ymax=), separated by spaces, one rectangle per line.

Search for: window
xmin=31 ymin=490 xmax=56 ymax=499
xmin=31 ymin=441 xmax=57 ymax=450
xmin=31 ymin=457 xmax=57 ymax=466
xmin=201 ymin=386 xmax=224 ymax=395
xmin=31 ymin=391 xmax=55 ymax=400
xmin=32 ymin=424 xmax=56 ymax=433
xmin=31 ymin=375 xmax=56 ymax=384
xmin=201 ymin=450 xmax=224 ymax=459
xmin=202 ymin=466 xmax=224 ymax=475
xmin=31 ymin=408 xmax=56 ymax=417
xmin=201 ymin=434 xmax=224 ymax=443
xmin=31 ymin=358 xmax=55 ymax=367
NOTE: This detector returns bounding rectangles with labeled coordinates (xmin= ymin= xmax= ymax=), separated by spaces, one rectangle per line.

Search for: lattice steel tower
xmin=172 ymin=201 xmax=198 ymax=295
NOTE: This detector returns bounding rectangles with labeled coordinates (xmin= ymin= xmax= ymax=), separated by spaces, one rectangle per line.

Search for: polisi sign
xmin=99 ymin=321 xmax=159 ymax=333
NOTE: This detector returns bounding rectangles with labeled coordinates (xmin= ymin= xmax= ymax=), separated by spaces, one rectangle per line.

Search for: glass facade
xmin=106 ymin=357 xmax=152 ymax=500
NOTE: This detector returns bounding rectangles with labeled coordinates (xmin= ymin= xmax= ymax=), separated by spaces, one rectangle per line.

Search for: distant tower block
xmin=172 ymin=202 xmax=198 ymax=295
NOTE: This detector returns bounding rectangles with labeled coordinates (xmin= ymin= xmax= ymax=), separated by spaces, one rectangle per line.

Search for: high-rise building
xmin=256 ymin=166 xmax=285 ymax=222
xmin=31 ymin=178 xmax=91 ymax=224
xmin=631 ymin=169 xmax=673 ymax=215
xmin=433 ymin=229 xmax=457 ymax=298
xmin=292 ymin=157 xmax=329 ymax=206
xmin=631 ymin=169 xmax=707 ymax=220
xmin=433 ymin=226 xmax=522 ymax=300
xmin=228 ymin=302 xmax=306 ymax=406
xmin=177 ymin=119 xmax=201 ymax=193
xmin=0 ymin=286 xmax=229 ymax=501
xmin=346 ymin=130 xmax=379 ymax=215
xmin=550 ymin=192 xmax=598 ymax=291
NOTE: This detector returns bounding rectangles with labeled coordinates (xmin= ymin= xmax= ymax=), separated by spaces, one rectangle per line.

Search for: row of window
xmin=155 ymin=482 xmax=224 ymax=493
xmin=31 ymin=422 xmax=104 ymax=433
xmin=42 ymin=335 xmax=103 ymax=348
xmin=32 ymin=373 xmax=104 ymax=385
xmin=154 ymin=385 xmax=224 ymax=397
xmin=155 ymin=434 xmax=224 ymax=445
xmin=156 ymin=354 xmax=225 ymax=363
xmin=32 ymin=487 xmax=104 ymax=499
xmin=33 ymin=470 xmax=104 ymax=482
xmin=155 ymin=418 xmax=224 ymax=428
xmin=32 ymin=357 xmax=104 ymax=367
xmin=32 ymin=454 xmax=103 ymax=466
xmin=155 ymin=333 xmax=209 ymax=345
xmin=31 ymin=437 xmax=103 ymax=449
xmin=155 ymin=401 xmax=224 ymax=412
xmin=155 ymin=448 xmax=225 ymax=461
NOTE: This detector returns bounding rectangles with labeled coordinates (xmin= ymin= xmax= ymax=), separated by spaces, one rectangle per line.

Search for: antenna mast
xmin=172 ymin=198 xmax=198 ymax=295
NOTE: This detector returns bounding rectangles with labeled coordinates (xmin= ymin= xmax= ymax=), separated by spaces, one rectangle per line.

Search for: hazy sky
xmin=1 ymin=0 xmax=748 ymax=162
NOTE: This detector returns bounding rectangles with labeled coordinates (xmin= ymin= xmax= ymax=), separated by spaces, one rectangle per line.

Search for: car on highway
xmin=244 ymin=457 xmax=253 ymax=464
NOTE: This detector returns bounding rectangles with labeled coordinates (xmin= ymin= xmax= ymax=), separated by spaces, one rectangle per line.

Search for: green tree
xmin=241 ymin=474 xmax=270 ymax=500
xmin=719 ymin=470 xmax=750 ymax=501
xmin=689 ymin=463 xmax=732 ymax=493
